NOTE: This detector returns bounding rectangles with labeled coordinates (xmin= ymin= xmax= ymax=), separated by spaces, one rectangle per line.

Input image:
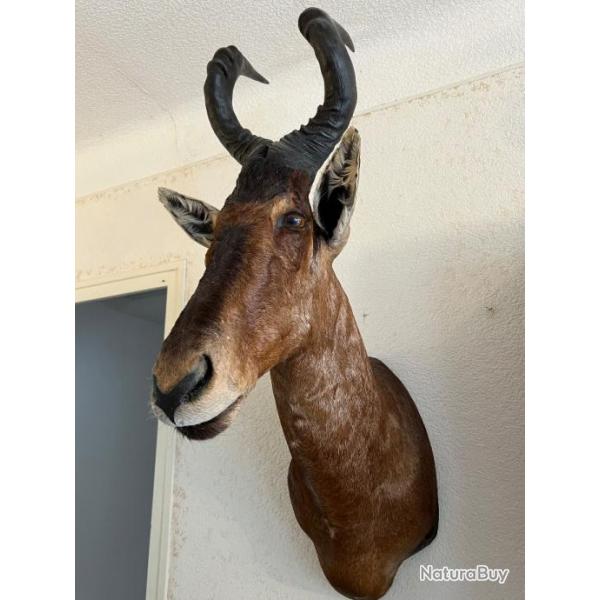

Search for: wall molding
xmin=76 ymin=63 xmax=524 ymax=201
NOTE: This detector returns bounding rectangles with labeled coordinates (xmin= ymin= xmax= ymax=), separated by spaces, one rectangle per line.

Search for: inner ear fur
xmin=158 ymin=187 xmax=220 ymax=248
xmin=312 ymin=127 xmax=361 ymax=248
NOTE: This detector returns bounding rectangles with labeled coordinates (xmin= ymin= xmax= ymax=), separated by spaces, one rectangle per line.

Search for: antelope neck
xmin=270 ymin=271 xmax=382 ymax=471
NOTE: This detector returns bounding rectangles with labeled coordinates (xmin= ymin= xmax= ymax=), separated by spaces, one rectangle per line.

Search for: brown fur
xmin=271 ymin=271 xmax=438 ymax=599
xmin=152 ymin=131 xmax=438 ymax=599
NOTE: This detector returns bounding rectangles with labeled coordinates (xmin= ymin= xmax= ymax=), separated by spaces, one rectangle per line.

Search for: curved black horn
xmin=277 ymin=8 xmax=357 ymax=175
xmin=204 ymin=10 xmax=357 ymax=175
xmin=204 ymin=46 xmax=271 ymax=164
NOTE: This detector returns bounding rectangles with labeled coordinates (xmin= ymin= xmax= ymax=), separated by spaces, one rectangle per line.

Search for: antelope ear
xmin=311 ymin=127 xmax=360 ymax=251
xmin=158 ymin=188 xmax=219 ymax=248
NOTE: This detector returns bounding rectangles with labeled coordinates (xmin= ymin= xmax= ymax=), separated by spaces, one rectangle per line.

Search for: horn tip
xmin=298 ymin=8 xmax=355 ymax=52
xmin=240 ymin=60 xmax=270 ymax=85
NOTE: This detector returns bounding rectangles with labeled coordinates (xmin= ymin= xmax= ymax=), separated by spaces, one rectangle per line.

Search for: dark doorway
xmin=76 ymin=289 xmax=166 ymax=600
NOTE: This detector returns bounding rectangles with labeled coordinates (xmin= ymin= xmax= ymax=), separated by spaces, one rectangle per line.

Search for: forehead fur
xmin=228 ymin=155 xmax=313 ymax=205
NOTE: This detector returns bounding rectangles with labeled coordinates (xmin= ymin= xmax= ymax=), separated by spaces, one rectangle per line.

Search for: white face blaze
xmin=151 ymin=378 xmax=247 ymax=427
xmin=172 ymin=385 xmax=243 ymax=427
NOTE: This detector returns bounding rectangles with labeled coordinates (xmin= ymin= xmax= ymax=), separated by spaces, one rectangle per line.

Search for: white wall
xmin=76 ymin=65 xmax=524 ymax=599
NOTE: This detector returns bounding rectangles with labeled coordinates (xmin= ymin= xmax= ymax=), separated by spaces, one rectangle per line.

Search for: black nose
xmin=153 ymin=355 xmax=212 ymax=424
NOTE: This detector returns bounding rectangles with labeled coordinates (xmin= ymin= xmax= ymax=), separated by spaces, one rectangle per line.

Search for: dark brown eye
xmin=279 ymin=212 xmax=306 ymax=230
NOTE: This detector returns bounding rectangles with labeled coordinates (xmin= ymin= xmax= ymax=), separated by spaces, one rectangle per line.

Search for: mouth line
xmin=176 ymin=395 xmax=243 ymax=440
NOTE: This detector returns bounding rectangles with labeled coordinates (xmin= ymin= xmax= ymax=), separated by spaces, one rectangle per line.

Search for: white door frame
xmin=76 ymin=260 xmax=186 ymax=600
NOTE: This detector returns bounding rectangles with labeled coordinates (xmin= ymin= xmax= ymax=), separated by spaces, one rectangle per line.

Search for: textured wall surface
xmin=76 ymin=65 xmax=524 ymax=599
xmin=75 ymin=0 xmax=523 ymax=195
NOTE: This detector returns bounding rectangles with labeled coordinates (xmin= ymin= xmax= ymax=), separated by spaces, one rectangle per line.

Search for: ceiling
xmin=76 ymin=0 xmax=523 ymax=196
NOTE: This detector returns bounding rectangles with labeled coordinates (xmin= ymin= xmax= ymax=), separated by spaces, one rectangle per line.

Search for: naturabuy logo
xmin=420 ymin=564 xmax=510 ymax=585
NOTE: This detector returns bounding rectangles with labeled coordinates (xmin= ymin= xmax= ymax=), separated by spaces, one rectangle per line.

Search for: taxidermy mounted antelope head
xmin=152 ymin=8 xmax=438 ymax=599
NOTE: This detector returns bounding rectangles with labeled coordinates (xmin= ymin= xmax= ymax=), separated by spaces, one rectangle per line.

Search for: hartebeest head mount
xmin=152 ymin=8 xmax=361 ymax=439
